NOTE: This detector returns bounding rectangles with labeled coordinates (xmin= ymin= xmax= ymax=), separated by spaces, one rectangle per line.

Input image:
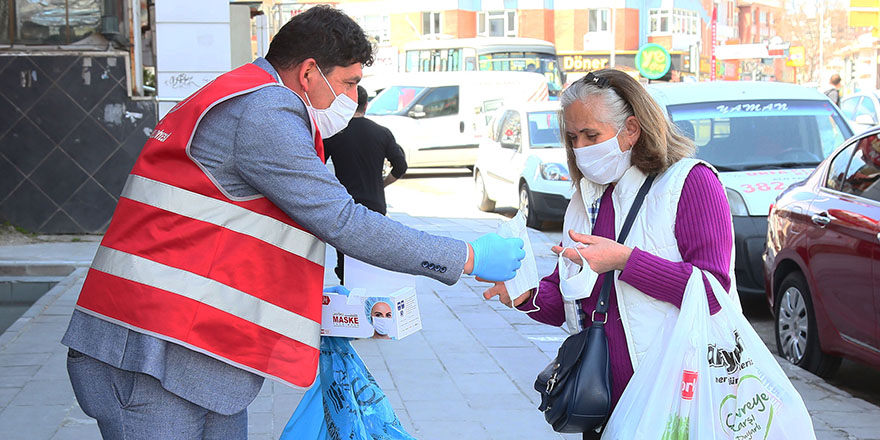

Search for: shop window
xmin=355 ymin=14 xmax=390 ymax=45
xmin=477 ymin=10 xmax=516 ymax=37
xmin=422 ymin=11 xmax=441 ymax=36
xmin=588 ymin=9 xmax=609 ymax=33
xmin=2 ymin=0 xmax=116 ymax=46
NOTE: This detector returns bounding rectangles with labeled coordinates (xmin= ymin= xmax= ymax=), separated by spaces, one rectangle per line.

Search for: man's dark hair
xmin=356 ymin=85 xmax=368 ymax=113
xmin=265 ymin=5 xmax=374 ymax=73
xmin=830 ymin=73 xmax=841 ymax=86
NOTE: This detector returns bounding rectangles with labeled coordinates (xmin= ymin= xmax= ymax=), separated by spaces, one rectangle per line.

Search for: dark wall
xmin=0 ymin=53 xmax=157 ymax=234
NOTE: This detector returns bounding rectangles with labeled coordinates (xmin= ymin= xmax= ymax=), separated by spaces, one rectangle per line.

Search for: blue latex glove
xmin=470 ymin=233 xmax=525 ymax=282
xmin=323 ymin=285 xmax=350 ymax=296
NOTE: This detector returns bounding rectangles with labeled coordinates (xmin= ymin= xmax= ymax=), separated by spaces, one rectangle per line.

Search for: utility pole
xmin=610 ymin=6 xmax=616 ymax=67
xmin=711 ymin=3 xmax=717 ymax=81
xmin=819 ymin=0 xmax=825 ymax=83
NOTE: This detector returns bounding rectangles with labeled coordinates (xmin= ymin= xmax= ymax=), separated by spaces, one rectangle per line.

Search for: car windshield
xmin=366 ymin=86 xmax=427 ymax=116
xmin=667 ymin=100 xmax=852 ymax=171
xmin=527 ymin=111 xmax=563 ymax=147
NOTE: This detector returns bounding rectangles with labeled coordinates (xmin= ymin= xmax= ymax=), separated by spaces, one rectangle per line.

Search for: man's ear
xmin=286 ymin=58 xmax=317 ymax=93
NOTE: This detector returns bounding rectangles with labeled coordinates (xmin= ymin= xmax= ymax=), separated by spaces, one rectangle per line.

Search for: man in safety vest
xmin=61 ymin=6 xmax=524 ymax=439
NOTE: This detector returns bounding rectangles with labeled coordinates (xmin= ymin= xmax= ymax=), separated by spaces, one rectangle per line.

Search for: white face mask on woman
xmin=303 ymin=65 xmax=357 ymax=139
xmin=573 ymin=127 xmax=633 ymax=184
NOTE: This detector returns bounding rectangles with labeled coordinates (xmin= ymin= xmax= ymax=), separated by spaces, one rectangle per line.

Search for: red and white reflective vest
xmin=76 ymin=63 xmax=326 ymax=388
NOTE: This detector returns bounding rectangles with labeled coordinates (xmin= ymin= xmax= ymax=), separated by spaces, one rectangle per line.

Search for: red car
xmin=764 ymin=127 xmax=880 ymax=378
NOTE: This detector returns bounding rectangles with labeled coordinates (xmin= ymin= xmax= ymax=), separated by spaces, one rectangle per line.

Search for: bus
xmin=401 ymin=37 xmax=564 ymax=98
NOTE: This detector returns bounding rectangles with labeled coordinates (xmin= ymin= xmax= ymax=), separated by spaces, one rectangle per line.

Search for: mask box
xmin=320 ymin=287 xmax=421 ymax=340
xmin=343 ymin=255 xmax=416 ymax=294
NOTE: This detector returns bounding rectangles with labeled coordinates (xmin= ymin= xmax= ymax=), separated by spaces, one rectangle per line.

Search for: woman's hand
xmin=551 ymin=230 xmax=633 ymax=273
xmin=479 ymin=278 xmax=533 ymax=308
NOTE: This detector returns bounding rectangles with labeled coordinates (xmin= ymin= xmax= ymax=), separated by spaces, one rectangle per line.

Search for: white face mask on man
xmin=303 ymin=65 xmax=357 ymax=139
xmin=573 ymin=127 xmax=633 ymax=184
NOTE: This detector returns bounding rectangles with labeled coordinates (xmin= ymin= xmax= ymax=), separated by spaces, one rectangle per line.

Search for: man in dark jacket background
xmin=825 ymin=73 xmax=842 ymax=106
xmin=325 ymin=85 xmax=408 ymax=281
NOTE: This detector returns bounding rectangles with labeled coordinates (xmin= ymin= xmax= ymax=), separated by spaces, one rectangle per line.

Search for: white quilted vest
xmin=560 ymin=158 xmax=738 ymax=371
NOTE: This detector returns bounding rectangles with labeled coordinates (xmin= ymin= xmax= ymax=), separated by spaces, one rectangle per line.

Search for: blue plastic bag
xmin=281 ymin=337 xmax=415 ymax=440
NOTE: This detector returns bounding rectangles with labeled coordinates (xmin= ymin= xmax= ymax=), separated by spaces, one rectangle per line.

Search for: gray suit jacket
xmin=62 ymin=58 xmax=467 ymax=415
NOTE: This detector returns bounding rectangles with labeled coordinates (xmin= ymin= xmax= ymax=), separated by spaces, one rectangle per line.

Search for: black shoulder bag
xmin=534 ymin=174 xmax=655 ymax=434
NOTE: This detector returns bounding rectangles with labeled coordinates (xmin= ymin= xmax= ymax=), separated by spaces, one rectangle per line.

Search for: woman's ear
xmin=623 ymin=115 xmax=641 ymax=149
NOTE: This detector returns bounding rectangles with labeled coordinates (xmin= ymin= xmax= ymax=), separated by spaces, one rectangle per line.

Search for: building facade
xmin=1 ymin=0 xmax=158 ymax=234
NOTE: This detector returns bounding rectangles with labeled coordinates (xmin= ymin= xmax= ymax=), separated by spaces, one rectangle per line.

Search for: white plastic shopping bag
xmin=602 ymin=267 xmax=815 ymax=440
xmin=496 ymin=211 xmax=539 ymax=307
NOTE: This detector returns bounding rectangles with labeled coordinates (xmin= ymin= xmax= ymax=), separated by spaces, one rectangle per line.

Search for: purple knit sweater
xmin=517 ymin=164 xmax=732 ymax=409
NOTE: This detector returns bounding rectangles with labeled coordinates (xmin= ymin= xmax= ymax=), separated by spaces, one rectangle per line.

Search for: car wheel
xmin=519 ymin=183 xmax=542 ymax=229
xmin=774 ymin=271 xmax=841 ymax=378
xmin=474 ymin=171 xmax=495 ymax=212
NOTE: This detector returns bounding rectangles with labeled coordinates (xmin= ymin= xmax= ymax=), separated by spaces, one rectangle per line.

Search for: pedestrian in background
xmin=61 ymin=6 xmax=523 ymax=440
xmin=482 ymin=68 xmax=737 ymax=438
xmin=825 ymin=73 xmax=842 ymax=106
xmin=325 ymin=85 xmax=408 ymax=282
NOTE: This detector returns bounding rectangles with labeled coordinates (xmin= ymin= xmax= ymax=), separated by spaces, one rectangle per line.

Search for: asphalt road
xmin=387 ymin=167 xmax=880 ymax=408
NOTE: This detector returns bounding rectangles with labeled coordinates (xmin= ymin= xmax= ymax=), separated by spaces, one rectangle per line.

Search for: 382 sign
xmin=740 ymin=182 xmax=785 ymax=193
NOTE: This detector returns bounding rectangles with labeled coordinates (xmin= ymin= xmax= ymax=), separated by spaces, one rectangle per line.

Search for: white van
xmin=364 ymin=71 xmax=549 ymax=168
xmin=647 ymin=81 xmax=855 ymax=296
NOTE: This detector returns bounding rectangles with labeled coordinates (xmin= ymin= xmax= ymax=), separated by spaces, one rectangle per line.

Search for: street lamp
xmin=818 ymin=0 xmax=825 ymax=84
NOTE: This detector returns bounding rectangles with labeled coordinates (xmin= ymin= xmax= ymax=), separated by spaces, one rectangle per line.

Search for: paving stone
xmin=246 ymin=410 xmax=273 ymax=435
xmin=0 ymin=404 xmax=67 ymax=440
xmin=455 ymin=310 xmax=514 ymax=330
xmin=412 ymin=420 xmax=489 ymax=440
xmin=404 ymin=398 xmax=479 ymax=421
xmin=0 ymin=386 xmax=21 ymax=408
xmin=248 ymin=396 xmax=272 ymax=413
xmin=49 ymin=423 xmax=100 ymax=440
xmin=396 ymin=376 xmax=462 ymax=402
xmin=481 ymin=408 xmax=562 ymax=440
xmin=451 ymin=372 xmax=521 ymax=396
xmin=439 ymin=352 xmax=498 ymax=375
xmin=0 ymin=365 xmax=40 ymax=382
xmin=473 ymin=328 xmax=533 ymax=347
xmin=839 ymin=426 xmax=880 ymax=440
xmin=812 ymin=410 xmax=880 ymax=428
xmin=11 ymin=379 xmax=72 ymax=406
xmin=0 ymin=352 xmax=52 ymax=367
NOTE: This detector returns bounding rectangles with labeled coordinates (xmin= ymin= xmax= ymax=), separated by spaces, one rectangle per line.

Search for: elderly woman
xmin=483 ymin=69 xmax=736 ymax=438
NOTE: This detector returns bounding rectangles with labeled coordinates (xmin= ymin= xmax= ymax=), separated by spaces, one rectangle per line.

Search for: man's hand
xmin=467 ymin=233 xmax=525 ymax=281
xmin=323 ymin=285 xmax=351 ymax=296
xmin=551 ymin=230 xmax=632 ymax=274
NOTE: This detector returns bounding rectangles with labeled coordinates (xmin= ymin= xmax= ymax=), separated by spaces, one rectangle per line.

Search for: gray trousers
xmin=66 ymin=349 xmax=247 ymax=440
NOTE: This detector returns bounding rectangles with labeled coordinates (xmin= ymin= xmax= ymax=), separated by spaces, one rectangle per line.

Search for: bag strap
xmin=593 ymin=174 xmax=656 ymax=321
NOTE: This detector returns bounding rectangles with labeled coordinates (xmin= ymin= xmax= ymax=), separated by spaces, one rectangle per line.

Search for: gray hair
xmin=560 ymin=80 xmax=632 ymax=131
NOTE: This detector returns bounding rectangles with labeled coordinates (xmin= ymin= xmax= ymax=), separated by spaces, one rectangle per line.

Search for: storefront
xmin=1 ymin=0 xmax=158 ymax=234
xmin=559 ymin=51 xmax=689 ymax=81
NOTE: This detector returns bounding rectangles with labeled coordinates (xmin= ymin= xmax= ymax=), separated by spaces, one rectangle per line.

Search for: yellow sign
xmin=786 ymin=46 xmax=805 ymax=67
xmin=849 ymin=0 xmax=880 ymax=27
xmin=562 ymin=56 xmax=609 ymax=72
